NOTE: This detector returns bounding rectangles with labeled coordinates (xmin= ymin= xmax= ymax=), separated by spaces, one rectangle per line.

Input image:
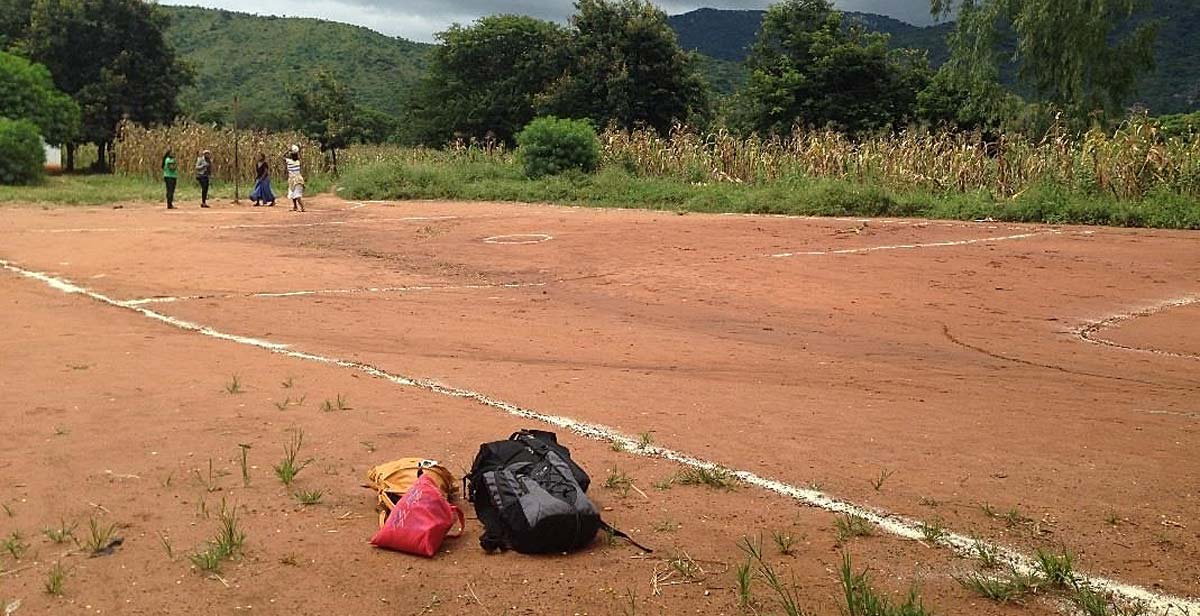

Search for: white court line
xmin=1077 ymin=295 xmax=1200 ymax=361
xmin=123 ymin=281 xmax=548 ymax=305
xmin=768 ymin=231 xmax=1056 ymax=258
xmin=483 ymin=233 xmax=554 ymax=245
xmin=1 ymin=258 xmax=1195 ymax=616
xmin=26 ymin=216 xmax=458 ymax=234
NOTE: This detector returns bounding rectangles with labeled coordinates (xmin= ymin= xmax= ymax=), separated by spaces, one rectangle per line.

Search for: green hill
xmin=669 ymin=4 xmax=1199 ymax=114
xmin=163 ymin=6 xmax=432 ymax=128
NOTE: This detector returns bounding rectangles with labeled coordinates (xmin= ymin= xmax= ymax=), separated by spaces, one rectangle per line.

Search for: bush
xmin=0 ymin=118 xmax=45 ymax=185
xmin=516 ymin=117 xmax=600 ymax=178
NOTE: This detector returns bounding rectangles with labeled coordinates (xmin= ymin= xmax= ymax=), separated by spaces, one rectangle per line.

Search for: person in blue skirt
xmin=249 ymin=153 xmax=276 ymax=207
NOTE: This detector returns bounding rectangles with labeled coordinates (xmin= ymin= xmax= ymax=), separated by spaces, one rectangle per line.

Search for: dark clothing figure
xmin=250 ymin=156 xmax=276 ymax=206
xmin=195 ymin=151 xmax=213 ymax=208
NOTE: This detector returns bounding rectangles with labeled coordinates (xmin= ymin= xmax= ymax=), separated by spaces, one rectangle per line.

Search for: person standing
xmin=249 ymin=153 xmax=276 ymax=207
xmin=195 ymin=149 xmax=213 ymax=208
xmin=285 ymin=146 xmax=305 ymax=212
xmin=162 ymin=149 xmax=178 ymax=210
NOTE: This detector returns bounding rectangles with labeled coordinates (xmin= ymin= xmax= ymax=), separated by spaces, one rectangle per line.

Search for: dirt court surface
xmin=1 ymin=197 xmax=1198 ymax=615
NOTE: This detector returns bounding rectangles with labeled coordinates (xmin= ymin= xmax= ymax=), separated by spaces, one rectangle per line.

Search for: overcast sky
xmin=160 ymin=0 xmax=940 ymax=43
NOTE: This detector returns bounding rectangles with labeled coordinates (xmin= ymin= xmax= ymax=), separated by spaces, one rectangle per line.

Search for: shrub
xmin=0 ymin=118 xmax=45 ymax=185
xmin=516 ymin=117 xmax=600 ymax=178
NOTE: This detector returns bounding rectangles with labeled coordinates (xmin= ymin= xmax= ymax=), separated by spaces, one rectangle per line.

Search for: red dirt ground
xmin=1 ymin=197 xmax=1197 ymax=615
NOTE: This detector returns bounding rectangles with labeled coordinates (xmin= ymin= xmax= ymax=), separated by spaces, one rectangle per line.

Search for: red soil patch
xmin=1 ymin=197 xmax=1197 ymax=614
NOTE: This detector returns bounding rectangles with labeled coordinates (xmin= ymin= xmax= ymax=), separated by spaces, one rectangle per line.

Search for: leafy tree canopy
xmin=0 ymin=50 xmax=79 ymax=144
xmin=932 ymin=0 xmax=1159 ymax=127
xmin=21 ymin=0 xmax=192 ymax=150
xmin=291 ymin=70 xmax=359 ymax=169
xmin=539 ymin=0 xmax=711 ymax=134
xmin=732 ymin=0 xmax=932 ymax=136
xmin=411 ymin=15 xmax=570 ymax=146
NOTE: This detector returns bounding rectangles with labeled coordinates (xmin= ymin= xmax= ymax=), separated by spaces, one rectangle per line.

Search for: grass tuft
xmin=1034 ymin=548 xmax=1076 ymax=588
xmin=274 ymin=429 xmax=313 ymax=486
xmin=604 ymin=470 xmax=633 ymax=498
xmin=43 ymin=521 xmax=77 ymax=545
xmin=2 ymin=532 xmax=30 ymax=559
xmin=840 ymin=552 xmax=933 ymax=616
xmin=44 ymin=562 xmax=66 ymax=596
xmin=224 ymin=374 xmax=243 ymax=394
xmin=869 ymin=468 xmax=896 ymax=491
xmin=772 ymin=530 xmax=797 ymax=556
xmin=738 ymin=535 xmax=806 ymax=616
xmin=672 ymin=466 xmax=737 ymax=490
xmin=834 ymin=514 xmax=874 ymax=544
xmin=295 ymin=489 xmax=325 ymax=506
xmin=84 ymin=518 xmax=119 ymax=555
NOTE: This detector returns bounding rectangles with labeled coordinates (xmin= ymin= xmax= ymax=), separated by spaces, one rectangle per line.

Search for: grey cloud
xmin=162 ymin=0 xmax=940 ymax=42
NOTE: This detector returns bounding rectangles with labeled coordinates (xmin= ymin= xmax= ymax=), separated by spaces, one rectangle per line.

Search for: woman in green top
xmin=162 ymin=149 xmax=178 ymax=210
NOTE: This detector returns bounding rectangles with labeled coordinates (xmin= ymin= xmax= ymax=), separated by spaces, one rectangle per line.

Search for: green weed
xmin=651 ymin=518 xmax=679 ymax=533
xmin=193 ymin=458 xmax=226 ymax=493
xmin=840 ymin=552 xmax=932 ymax=616
xmin=918 ymin=519 xmax=945 ymax=544
xmin=673 ymin=466 xmax=737 ymax=490
xmin=772 ymin=530 xmax=797 ymax=556
xmin=604 ymin=470 xmax=633 ymax=498
xmin=84 ymin=518 xmax=119 ymax=555
xmin=274 ymin=429 xmax=313 ymax=486
xmin=636 ymin=432 xmax=654 ymax=449
xmin=2 ymin=532 xmax=29 ymax=559
xmin=44 ymin=562 xmax=66 ymax=596
xmin=295 ymin=489 xmax=325 ymax=506
xmin=1034 ymin=548 xmax=1076 ymax=588
xmin=224 ymin=374 xmax=243 ymax=394
xmin=869 ymin=468 xmax=896 ymax=491
xmin=834 ymin=514 xmax=874 ymax=543
xmin=737 ymin=535 xmax=806 ymax=616
xmin=735 ymin=560 xmax=754 ymax=609
xmin=238 ymin=444 xmax=252 ymax=487
xmin=43 ymin=521 xmax=77 ymax=545
xmin=955 ymin=570 xmax=1037 ymax=603
xmin=972 ymin=537 xmax=1002 ymax=569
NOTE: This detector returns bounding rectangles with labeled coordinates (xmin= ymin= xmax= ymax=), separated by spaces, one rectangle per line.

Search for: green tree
xmin=539 ymin=0 xmax=710 ymax=134
xmin=0 ymin=50 xmax=78 ymax=144
xmin=932 ymin=0 xmax=1158 ymax=128
xmin=731 ymin=0 xmax=932 ymax=136
xmin=410 ymin=15 xmax=569 ymax=146
xmin=291 ymin=70 xmax=358 ymax=173
xmin=21 ymin=0 xmax=191 ymax=169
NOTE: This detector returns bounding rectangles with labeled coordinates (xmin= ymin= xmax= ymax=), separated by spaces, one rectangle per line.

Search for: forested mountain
xmin=164 ymin=6 xmax=432 ymax=128
xmin=161 ymin=2 xmax=1196 ymax=127
xmin=668 ymin=2 xmax=1199 ymax=114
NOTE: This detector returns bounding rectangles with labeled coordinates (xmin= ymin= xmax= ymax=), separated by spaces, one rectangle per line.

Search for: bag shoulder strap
xmin=600 ymin=521 xmax=653 ymax=553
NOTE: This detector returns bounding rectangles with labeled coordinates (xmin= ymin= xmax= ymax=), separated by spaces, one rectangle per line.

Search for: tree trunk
xmin=332 ymin=148 xmax=339 ymax=177
xmin=65 ymin=143 xmax=76 ymax=173
xmin=96 ymin=141 xmax=109 ymax=172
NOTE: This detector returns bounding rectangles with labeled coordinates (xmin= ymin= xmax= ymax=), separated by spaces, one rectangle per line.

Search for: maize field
xmin=601 ymin=116 xmax=1200 ymax=200
xmin=113 ymin=120 xmax=322 ymax=184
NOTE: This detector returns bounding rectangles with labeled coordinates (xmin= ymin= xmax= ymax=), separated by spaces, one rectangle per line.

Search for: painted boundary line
xmin=123 ymin=281 xmax=549 ymax=306
xmin=1 ymin=259 xmax=1196 ymax=616
xmin=767 ymin=231 xmax=1058 ymax=258
xmin=1077 ymin=295 xmax=1200 ymax=361
xmin=27 ymin=215 xmax=459 ymax=234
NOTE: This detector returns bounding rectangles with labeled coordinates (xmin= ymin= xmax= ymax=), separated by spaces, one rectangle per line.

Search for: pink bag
xmin=370 ymin=473 xmax=465 ymax=557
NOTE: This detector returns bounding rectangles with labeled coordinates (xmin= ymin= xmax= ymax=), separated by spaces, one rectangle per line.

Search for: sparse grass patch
xmin=43 ymin=521 xmax=76 ymax=545
xmin=188 ymin=500 xmax=246 ymax=574
xmin=869 ymin=468 xmax=896 ymax=491
xmin=1071 ymin=583 xmax=1148 ymax=616
xmin=1105 ymin=511 xmax=1123 ymax=526
xmin=274 ymin=429 xmax=313 ymax=487
xmin=840 ymin=552 xmax=932 ymax=616
xmin=956 ymin=570 xmax=1038 ymax=603
xmin=224 ymin=374 xmax=244 ymax=394
xmin=834 ymin=514 xmax=874 ymax=544
xmin=604 ymin=470 xmax=633 ymax=498
xmin=673 ymin=466 xmax=737 ymax=490
xmin=610 ymin=440 xmax=626 ymax=452
xmin=738 ymin=535 xmax=806 ymax=616
xmin=1004 ymin=508 xmax=1030 ymax=528
xmin=772 ymin=530 xmax=797 ymax=556
xmin=918 ymin=496 xmax=940 ymax=507
xmin=159 ymin=532 xmax=174 ymax=560
xmin=651 ymin=518 xmax=679 ymax=533
xmin=319 ymin=393 xmax=351 ymax=412
xmin=193 ymin=458 xmax=226 ymax=493
xmin=295 ymin=489 xmax=325 ymax=506
xmin=666 ymin=552 xmax=703 ymax=581
xmin=1035 ymin=548 xmax=1076 ymax=588
xmin=735 ymin=560 xmax=754 ymax=609
xmin=280 ymin=553 xmax=300 ymax=566
xmin=979 ymin=502 xmax=999 ymax=518
xmin=651 ymin=478 xmax=672 ymax=490
xmin=972 ymin=537 xmax=1002 ymax=569
xmin=636 ymin=431 xmax=654 ymax=450
xmin=281 ymin=376 xmax=295 ymax=389
xmin=44 ymin=562 xmax=66 ymax=596
xmin=2 ymin=532 xmax=30 ymax=559
xmin=918 ymin=519 xmax=945 ymax=544
xmin=84 ymin=518 xmax=119 ymax=555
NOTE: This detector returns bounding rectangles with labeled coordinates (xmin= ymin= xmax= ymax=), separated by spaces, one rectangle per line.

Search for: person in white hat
xmin=285 ymin=147 xmax=305 ymax=212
